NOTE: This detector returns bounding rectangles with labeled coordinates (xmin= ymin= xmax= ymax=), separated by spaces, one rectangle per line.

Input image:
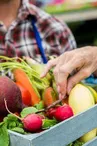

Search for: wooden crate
xmin=8 ymin=104 xmax=97 ymax=146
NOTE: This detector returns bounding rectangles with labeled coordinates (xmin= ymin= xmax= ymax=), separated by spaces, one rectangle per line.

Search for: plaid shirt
xmin=0 ymin=0 xmax=76 ymax=63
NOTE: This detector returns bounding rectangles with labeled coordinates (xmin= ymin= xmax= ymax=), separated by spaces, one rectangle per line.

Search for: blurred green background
xmin=34 ymin=0 xmax=97 ymax=47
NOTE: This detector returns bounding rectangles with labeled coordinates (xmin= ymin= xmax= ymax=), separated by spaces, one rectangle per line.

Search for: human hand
xmin=41 ymin=46 xmax=97 ymax=98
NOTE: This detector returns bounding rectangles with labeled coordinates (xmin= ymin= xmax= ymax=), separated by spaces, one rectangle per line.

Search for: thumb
xmin=40 ymin=58 xmax=58 ymax=78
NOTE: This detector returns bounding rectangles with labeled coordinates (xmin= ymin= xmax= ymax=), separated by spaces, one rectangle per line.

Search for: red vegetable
xmin=16 ymin=82 xmax=31 ymax=106
xmin=4 ymin=99 xmax=42 ymax=132
xmin=46 ymin=107 xmax=58 ymax=119
xmin=23 ymin=114 xmax=42 ymax=132
xmin=0 ymin=76 xmax=22 ymax=115
xmin=54 ymin=105 xmax=74 ymax=121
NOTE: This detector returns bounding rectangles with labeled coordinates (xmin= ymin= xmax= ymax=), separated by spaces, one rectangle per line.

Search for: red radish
xmin=22 ymin=114 xmax=42 ymax=132
xmin=54 ymin=105 xmax=74 ymax=121
xmin=46 ymin=107 xmax=58 ymax=119
xmin=4 ymin=99 xmax=42 ymax=132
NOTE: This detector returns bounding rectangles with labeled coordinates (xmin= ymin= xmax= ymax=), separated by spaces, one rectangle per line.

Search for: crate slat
xmin=9 ymin=104 xmax=97 ymax=146
xmin=83 ymin=137 xmax=97 ymax=146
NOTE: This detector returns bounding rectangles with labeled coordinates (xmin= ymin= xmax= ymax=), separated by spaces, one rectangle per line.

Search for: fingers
xmin=53 ymin=59 xmax=85 ymax=97
xmin=53 ymin=65 xmax=69 ymax=97
xmin=40 ymin=58 xmax=58 ymax=78
xmin=67 ymin=68 xmax=91 ymax=94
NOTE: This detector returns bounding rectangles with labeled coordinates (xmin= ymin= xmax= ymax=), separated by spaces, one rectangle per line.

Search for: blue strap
xmin=31 ymin=20 xmax=47 ymax=64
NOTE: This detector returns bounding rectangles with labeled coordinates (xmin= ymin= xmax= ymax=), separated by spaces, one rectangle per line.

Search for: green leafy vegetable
xmin=67 ymin=140 xmax=84 ymax=146
xmin=35 ymin=101 xmax=44 ymax=110
xmin=4 ymin=114 xmax=23 ymax=130
xmin=0 ymin=122 xmax=9 ymax=146
xmin=0 ymin=56 xmax=48 ymax=90
xmin=20 ymin=107 xmax=38 ymax=118
xmin=11 ymin=127 xmax=25 ymax=134
xmin=42 ymin=119 xmax=57 ymax=129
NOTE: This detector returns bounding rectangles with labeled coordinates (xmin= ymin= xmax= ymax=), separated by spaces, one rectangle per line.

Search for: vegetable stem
xmin=36 ymin=96 xmax=67 ymax=113
xmin=4 ymin=98 xmax=22 ymax=121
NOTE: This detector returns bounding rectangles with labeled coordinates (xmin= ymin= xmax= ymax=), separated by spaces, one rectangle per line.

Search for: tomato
xmin=16 ymin=82 xmax=31 ymax=106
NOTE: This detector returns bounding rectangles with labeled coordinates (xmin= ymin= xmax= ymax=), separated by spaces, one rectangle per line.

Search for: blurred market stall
xmin=35 ymin=0 xmax=97 ymax=47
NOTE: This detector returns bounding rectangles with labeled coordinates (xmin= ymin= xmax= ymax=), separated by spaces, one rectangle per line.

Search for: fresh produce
xmin=69 ymin=84 xmax=95 ymax=115
xmin=4 ymin=99 xmax=42 ymax=132
xmin=79 ymin=128 xmax=97 ymax=143
xmin=0 ymin=56 xmax=96 ymax=146
xmin=86 ymin=85 xmax=97 ymax=103
xmin=31 ymin=64 xmax=51 ymax=86
xmin=42 ymin=118 xmax=57 ymax=129
xmin=69 ymin=84 xmax=96 ymax=142
xmin=0 ymin=56 xmax=49 ymax=102
xmin=13 ymin=68 xmax=40 ymax=105
xmin=46 ymin=107 xmax=58 ymax=119
xmin=67 ymin=140 xmax=84 ymax=146
xmin=42 ymin=87 xmax=57 ymax=107
xmin=54 ymin=104 xmax=74 ymax=121
xmin=0 ymin=122 xmax=9 ymax=146
xmin=0 ymin=76 xmax=22 ymax=115
xmin=22 ymin=114 xmax=42 ymax=132
xmin=16 ymin=82 xmax=32 ymax=106
xmin=20 ymin=107 xmax=38 ymax=118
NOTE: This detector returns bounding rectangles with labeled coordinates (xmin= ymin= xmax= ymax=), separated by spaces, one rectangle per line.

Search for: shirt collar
xmin=17 ymin=0 xmax=37 ymax=21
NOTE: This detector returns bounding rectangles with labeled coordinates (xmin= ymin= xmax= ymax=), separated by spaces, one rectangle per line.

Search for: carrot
xmin=16 ymin=82 xmax=32 ymax=106
xmin=42 ymin=87 xmax=57 ymax=107
xmin=13 ymin=68 xmax=40 ymax=106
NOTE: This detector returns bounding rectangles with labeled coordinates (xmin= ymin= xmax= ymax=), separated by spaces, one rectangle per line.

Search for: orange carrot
xmin=13 ymin=68 xmax=40 ymax=106
xmin=42 ymin=87 xmax=57 ymax=107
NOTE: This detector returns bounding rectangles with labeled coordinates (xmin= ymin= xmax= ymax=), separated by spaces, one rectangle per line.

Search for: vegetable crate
xmin=9 ymin=104 xmax=97 ymax=146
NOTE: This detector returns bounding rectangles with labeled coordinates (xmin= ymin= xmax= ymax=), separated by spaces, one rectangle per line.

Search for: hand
xmin=41 ymin=46 xmax=97 ymax=98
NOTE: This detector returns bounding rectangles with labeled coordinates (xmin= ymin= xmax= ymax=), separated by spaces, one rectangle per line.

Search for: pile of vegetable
xmin=0 ymin=56 xmax=96 ymax=146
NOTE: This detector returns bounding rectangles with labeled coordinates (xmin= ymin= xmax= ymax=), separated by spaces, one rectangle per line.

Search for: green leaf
xmin=20 ymin=107 xmax=38 ymax=118
xmin=73 ymin=140 xmax=84 ymax=146
xmin=3 ymin=114 xmax=22 ymax=130
xmin=42 ymin=119 xmax=57 ymax=129
xmin=7 ymin=121 xmax=17 ymax=129
xmin=0 ymin=122 xmax=9 ymax=146
xmin=67 ymin=140 xmax=84 ymax=146
xmin=11 ymin=127 xmax=25 ymax=134
xmin=4 ymin=114 xmax=18 ymax=123
xmin=35 ymin=101 xmax=44 ymax=110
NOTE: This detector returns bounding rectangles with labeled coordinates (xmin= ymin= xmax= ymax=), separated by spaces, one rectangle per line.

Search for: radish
xmin=54 ymin=104 xmax=74 ymax=121
xmin=4 ymin=99 xmax=42 ymax=132
xmin=46 ymin=107 xmax=58 ymax=119
xmin=22 ymin=114 xmax=42 ymax=132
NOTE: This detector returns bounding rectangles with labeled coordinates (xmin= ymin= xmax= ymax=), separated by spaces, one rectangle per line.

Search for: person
xmin=0 ymin=0 xmax=76 ymax=64
xmin=41 ymin=46 xmax=97 ymax=99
